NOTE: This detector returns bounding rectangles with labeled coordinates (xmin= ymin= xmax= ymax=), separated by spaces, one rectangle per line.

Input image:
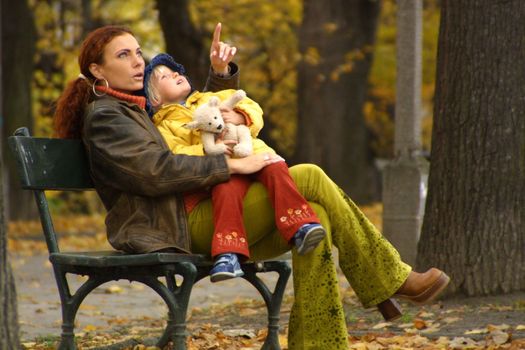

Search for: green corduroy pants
xmin=188 ymin=164 xmax=411 ymax=350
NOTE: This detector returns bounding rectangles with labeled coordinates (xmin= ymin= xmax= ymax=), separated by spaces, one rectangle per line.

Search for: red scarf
xmin=95 ymin=85 xmax=146 ymax=110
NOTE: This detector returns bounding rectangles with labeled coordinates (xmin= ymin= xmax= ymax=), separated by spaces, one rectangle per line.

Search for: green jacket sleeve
xmin=204 ymin=62 xmax=240 ymax=92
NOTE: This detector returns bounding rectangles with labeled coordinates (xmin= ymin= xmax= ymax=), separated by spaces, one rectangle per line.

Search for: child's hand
xmin=210 ymin=23 xmax=237 ymax=75
xmin=220 ymin=108 xmax=246 ymax=125
xmin=216 ymin=135 xmax=237 ymax=157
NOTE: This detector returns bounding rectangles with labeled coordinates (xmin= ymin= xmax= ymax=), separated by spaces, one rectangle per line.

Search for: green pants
xmin=188 ymin=164 xmax=411 ymax=349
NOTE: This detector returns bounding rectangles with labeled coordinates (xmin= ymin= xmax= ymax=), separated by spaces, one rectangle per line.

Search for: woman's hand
xmin=227 ymin=153 xmax=285 ymax=175
xmin=220 ymin=107 xmax=246 ymax=125
xmin=210 ymin=23 xmax=237 ymax=75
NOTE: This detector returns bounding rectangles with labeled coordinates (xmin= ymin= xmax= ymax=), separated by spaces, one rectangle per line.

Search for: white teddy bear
xmin=185 ymin=90 xmax=253 ymax=158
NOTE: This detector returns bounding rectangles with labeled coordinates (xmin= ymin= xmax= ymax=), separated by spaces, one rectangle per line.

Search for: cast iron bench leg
xmin=53 ymin=266 xmax=112 ymax=350
xmin=156 ymin=262 xmax=198 ymax=349
xmin=54 ymin=262 xmax=198 ymax=350
xmin=194 ymin=261 xmax=291 ymax=349
xmin=242 ymin=261 xmax=291 ymax=350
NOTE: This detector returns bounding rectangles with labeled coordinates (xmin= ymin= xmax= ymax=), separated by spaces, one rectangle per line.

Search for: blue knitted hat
xmin=143 ymin=53 xmax=186 ymax=99
xmin=141 ymin=53 xmax=188 ymax=116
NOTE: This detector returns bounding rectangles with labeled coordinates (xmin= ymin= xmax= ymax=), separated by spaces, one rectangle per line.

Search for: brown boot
xmin=394 ymin=268 xmax=450 ymax=305
xmin=377 ymin=298 xmax=403 ymax=321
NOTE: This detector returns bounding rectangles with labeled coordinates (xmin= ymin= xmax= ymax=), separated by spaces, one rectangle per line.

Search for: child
xmin=143 ymin=53 xmax=326 ymax=282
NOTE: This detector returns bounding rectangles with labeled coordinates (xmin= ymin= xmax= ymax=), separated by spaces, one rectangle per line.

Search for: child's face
xmin=153 ymin=67 xmax=192 ymax=105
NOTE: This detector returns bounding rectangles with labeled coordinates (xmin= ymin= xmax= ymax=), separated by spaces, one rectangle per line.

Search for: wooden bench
xmin=8 ymin=127 xmax=291 ymax=350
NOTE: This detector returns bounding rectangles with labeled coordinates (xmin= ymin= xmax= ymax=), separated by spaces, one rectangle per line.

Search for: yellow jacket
xmin=152 ymin=89 xmax=275 ymax=156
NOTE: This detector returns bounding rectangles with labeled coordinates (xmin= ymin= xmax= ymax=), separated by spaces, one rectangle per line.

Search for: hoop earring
xmin=92 ymin=78 xmax=109 ymax=97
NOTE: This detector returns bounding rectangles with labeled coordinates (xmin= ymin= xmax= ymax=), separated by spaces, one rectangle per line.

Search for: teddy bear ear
xmin=208 ymin=96 xmax=220 ymax=107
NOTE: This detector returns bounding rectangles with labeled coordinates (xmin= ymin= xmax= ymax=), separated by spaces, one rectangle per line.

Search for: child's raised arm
xmin=210 ymin=23 xmax=237 ymax=75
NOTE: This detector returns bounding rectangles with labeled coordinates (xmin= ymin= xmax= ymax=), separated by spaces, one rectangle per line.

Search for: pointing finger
xmin=212 ymin=22 xmax=222 ymax=47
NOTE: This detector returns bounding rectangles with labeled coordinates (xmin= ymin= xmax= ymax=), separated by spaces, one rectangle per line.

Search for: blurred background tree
xmin=295 ymin=0 xmax=382 ymax=203
xmin=2 ymin=0 xmax=440 ymax=217
xmin=2 ymin=0 xmax=37 ymax=220
xmin=0 ymin=0 xmax=21 ymax=347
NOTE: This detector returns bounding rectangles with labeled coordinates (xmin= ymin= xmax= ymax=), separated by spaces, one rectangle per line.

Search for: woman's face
xmin=89 ymin=33 xmax=145 ymax=93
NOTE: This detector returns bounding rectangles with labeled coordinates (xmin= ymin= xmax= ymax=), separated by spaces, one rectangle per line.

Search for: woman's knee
xmin=289 ymin=163 xmax=328 ymax=183
xmin=288 ymin=163 xmax=337 ymax=205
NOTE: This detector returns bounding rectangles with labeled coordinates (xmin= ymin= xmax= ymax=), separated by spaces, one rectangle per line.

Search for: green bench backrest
xmin=8 ymin=127 xmax=94 ymax=253
xmin=8 ymin=128 xmax=93 ymax=191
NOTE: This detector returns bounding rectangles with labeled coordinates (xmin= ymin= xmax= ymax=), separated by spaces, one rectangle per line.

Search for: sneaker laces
xmin=214 ymin=254 xmax=236 ymax=266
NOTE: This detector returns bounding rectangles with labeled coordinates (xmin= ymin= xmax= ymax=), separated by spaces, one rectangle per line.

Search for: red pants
xmin=210 ymin=161 xmax=320 ymax=259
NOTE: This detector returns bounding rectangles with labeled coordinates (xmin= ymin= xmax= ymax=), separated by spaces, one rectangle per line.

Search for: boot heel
xmin=377 ymin=298 xmax=402 ymax=321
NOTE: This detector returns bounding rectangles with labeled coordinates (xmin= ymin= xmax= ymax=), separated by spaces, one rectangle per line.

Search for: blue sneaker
xmin=293 ymin=223 xmax=326 ymax=255
xmin=210 ymin=253 xmax=244 ymax=283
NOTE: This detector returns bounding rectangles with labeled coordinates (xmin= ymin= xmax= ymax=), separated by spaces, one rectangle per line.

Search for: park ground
xmin=8 ymin=213 xmax=525 ymax=350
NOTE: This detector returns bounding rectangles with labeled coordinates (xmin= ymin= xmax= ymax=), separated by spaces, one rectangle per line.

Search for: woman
xmin=54 ymin=25 xmax=449 ymax=349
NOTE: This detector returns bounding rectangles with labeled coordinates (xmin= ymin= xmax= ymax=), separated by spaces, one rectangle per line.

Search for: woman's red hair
xmin=54 ymin=25 xmax=133 ymax=138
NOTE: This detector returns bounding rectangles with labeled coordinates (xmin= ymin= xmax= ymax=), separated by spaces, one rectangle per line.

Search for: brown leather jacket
xmin=82 ymin=66 xmax=239 ymax=253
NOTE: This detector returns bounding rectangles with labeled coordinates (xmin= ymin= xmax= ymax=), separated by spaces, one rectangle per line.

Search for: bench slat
xmin=8 ymin=135 xmax=93 ymax=190
xmin=50 ymin=251 xmax=208 ymax=267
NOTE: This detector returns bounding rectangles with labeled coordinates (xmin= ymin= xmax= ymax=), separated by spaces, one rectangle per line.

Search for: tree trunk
xmin=1 ymin=0 xmax=37 ymax=220
xmin=0 ymin=0 xmax=21 ymax=346
xmin=294 ymin=0 xmax=382 ymax=204
xmin=81 ymin=0 xmax=95 ymax=36
xmin=0 ymin=160 xmax=19 ymax=349
xmin=417 ymin=0 xmax=525 ymax=296
xmin=155 ymin=0 xmax=209 ymax=90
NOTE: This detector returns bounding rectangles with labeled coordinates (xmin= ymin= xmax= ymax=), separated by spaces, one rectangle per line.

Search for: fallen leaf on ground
xmin=105 ymin=285 xmax=124 ymax=294
xmin=489 ymin=329 xmax=510 ymax=345
xmin=348 ymin=342 xmax=368 ymax=350
xmin=465 ymin=327 xmax=488 ymax=335
xmin=222 ymin=329 xmax=256 ymax=338
xmin=83 ymin=324 xmax=98 ymax=332
xmin=443 ymin=316 xmax=461 ymax=324
xmin=417 ymin=311 xmax=434 ymax=318
xmin=487 ymin=323 xmax=510 ymax=331
xmin=421 ymin=324 xmax=441 ymax=334
xmin=413 ymin=318 xmax=427 ymax=330
xmin=397 ymin=323 xmax=413 ymax=328
xmin=372 ymin=322 xmax=391 ymax=329
xmin=449 ymin=336 xmax=480 ymax=348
